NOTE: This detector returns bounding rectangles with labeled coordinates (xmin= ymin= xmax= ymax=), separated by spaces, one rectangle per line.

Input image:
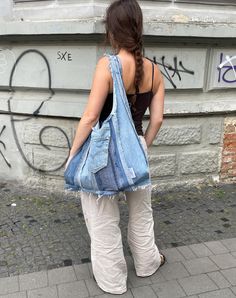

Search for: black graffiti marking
xmin=0 ymin=125 xmax=11 ymax=168
xmin=9 ymin=49 xmax=55 ymax=116
xmin=9 ymin=122 xmax=71 ymax=173
xmin=57 ymin=51 xmax=72 ymax=61
xmin=4 ymin=49 xmax=71 ymax=173
xmin=0 ymin=125 xmax=6 ymax=147
xmin=146 ymin=56 xmax=195 ymax=89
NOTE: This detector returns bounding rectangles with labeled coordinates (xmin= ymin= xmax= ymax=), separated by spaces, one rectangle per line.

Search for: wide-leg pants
xmin=80 ymin=137 xmax=162 ymax=294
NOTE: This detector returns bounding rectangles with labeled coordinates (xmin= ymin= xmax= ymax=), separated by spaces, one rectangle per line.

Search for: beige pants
xmin=80 ymin=136 xmax=162 ymax=294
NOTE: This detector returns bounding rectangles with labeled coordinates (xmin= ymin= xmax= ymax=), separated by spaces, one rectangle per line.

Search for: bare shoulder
xmin=143 ymin=57 xmax=161 ymax=75
xmin=143 ymin=57 xmax=163 ymax=93
xmin=96 ymin=56 xmax=110 ymax=71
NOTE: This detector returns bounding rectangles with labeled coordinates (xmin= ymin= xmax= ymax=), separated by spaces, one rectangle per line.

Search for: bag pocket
xmin=87 ymin=128 xmax=110 ymax=173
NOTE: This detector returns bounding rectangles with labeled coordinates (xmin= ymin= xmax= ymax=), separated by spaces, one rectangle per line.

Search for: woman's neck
xmin=117 ymin=48 xmax=133 ymax=57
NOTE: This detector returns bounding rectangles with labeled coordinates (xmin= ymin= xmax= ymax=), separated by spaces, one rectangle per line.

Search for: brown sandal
xmin=160 ymin=253 xmax=166 ymax=267
xmin=135 ymin=253 xmax=166 ymax=278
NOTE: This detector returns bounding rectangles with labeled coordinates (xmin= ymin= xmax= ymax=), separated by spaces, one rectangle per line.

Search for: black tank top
xmin=99 ymin=62 xmax=155 ymax=136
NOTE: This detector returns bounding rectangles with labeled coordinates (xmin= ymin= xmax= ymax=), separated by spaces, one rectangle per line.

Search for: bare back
xmin=108 ymin=53 xmax=160 ymax=96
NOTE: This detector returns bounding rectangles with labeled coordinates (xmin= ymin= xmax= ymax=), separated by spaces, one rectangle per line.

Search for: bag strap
xmin=105 ymin=53 xmax=138 ymax=135
xmin=113 ymin=55 xmax=135 ymax=122
xmin=103 ymin=54 xmax=118 ymax=116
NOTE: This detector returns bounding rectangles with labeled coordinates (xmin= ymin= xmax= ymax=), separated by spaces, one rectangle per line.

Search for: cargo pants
xmin=80 ymin=136 xmax=162 ymax=294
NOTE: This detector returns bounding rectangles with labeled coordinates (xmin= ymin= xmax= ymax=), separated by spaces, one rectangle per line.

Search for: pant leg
xmin=80 ymin=192 xmax=128 ymax=294
xmin=126 ymin=187 xmax=162 ymax=276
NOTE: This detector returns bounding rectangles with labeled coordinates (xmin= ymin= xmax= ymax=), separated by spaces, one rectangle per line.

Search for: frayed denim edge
xmin=79 ymin=183 xmax=152 ymax=205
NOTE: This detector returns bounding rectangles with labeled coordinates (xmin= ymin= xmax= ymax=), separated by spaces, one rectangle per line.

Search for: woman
xmin=65 ymin=0 xmax=165 ymax=294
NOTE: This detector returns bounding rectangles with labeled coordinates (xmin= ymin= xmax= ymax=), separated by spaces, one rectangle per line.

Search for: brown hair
xmin=104 ymin=0 xmax=144 ymax=108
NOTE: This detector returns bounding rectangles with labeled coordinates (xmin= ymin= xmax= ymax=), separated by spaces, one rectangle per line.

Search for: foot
xmin=135 ymin=253 xmax=166 ymax=278
xmin=160 ymin=253 xmax=166 ymax=267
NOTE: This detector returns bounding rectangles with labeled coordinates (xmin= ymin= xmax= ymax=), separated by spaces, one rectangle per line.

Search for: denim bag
xmin=64 ymin=54 xmax=151 ymax=196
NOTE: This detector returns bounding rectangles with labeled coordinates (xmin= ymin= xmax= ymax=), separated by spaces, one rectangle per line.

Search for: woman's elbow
xmin=82 ymin=113 xmax=99 ymax=126
xmin=151 ymin=118 xmax=163 ymax=128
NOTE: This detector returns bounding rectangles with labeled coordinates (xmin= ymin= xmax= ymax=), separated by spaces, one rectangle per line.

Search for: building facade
xmin=0 ymin=0 xmax=236 ymax=192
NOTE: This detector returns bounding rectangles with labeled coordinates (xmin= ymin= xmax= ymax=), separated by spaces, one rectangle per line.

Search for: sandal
xmin=160 ymin=253 xmax=166 ymax=267
xmin=134 ymin=253 xmax=166 ymax=278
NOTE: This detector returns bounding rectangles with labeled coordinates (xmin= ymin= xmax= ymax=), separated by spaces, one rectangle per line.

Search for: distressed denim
xmin=80 ymin=136 xmax=162 ymax=295
xmin=64 ymin=54 xmax=151 ymax=196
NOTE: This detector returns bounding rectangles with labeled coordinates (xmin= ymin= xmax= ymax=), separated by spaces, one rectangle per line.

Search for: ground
xmin=0 ymin=181 xmax=235 ymax=277
xmin=0 ymin=181 xmax=235 ymax=297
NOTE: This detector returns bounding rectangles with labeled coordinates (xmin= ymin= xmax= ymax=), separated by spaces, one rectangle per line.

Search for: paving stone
xmin=126 ymin=277 xmax=133 ymax=289
xmin=207 ymin=271 xmax=231 ymax=288
xmin=231 ymin=286 xmax=236 ymax=295
xmin=151 ymin=280 xmax=186 ymax=298
xmin=0 ymin=292 xmax=27 ymax=298
xmin=131 ymin=285 xmax=157 ymax=298
xmin=204 ymin=240 xmax=229 ymax=255
xmin=73 ymin=263 xmax=91 ymax=280
xmin=94 ymin=289 xmax=133 ymax=298
xmin=198 ymin=288 xmax=236 ymax=298
xmin=48 ymin=266 xmax=77 ymax=285
xmin=57 ymin=280 xmax=89 ymax=298
xmin=27 ymin=286 xmax=58 ymax=298
xmin=84 ymin=278 xmax=104 ymax=296
xmin=127 ymin=270 xmax=152 ymax=288
xmin=161 ymin=247 xmax=185 ymax=263
xmin=125 ymin=256 xmax=135 ymax=271
xmin=0 ymin=276 xmax=19 ymax=295
xmin=221 ymin=238 xmax=236 ymax=252
xmin=158 ymin=262 xmax=189 ymax=281
xmin=183 ymin=257 xmax=219 ymax=275
xmin=178 ymin=274 xmax=218 ymax=296
xmin=189 ymin=243 xmax=213 ymax=258
xmin=177 ymin=245 xmax=197 ymax=260
xmin=221 ymin=268 xmax=236 ymax=285
xmin=87 ymin=263 xmax=93 ymax=277
xmin=150 ymin=271 xmax=166 ymax=284
xmin=209 ymin=253 xmax=236 ymax=269
xmin=19 ymin=270 xmax=48 ymax=291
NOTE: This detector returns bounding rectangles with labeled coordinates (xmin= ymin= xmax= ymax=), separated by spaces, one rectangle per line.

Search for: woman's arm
xmin=65 ymin=57 xmax=111 ymax=167
xmin=144 ymin=65 xmax=165 ymax=148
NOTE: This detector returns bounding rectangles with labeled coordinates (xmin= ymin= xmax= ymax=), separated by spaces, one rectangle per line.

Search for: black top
xmin=99 ymin=62 xmax=154 ymax=136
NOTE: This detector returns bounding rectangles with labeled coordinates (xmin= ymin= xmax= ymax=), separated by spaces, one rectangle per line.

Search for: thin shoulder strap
xmin=151 ymin=62 xmax=154 ymax=92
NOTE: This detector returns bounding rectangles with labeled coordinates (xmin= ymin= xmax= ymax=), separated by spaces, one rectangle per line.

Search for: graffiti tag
xmin=218 ymin=53 xmax=236 ymax=84
xmin=147 ymin=55 xmax=195 ymax=89
xmin=57 ymin=51 xmax=72 ymax=62
xmin=0 ymin=125 xmax=11 ymax=168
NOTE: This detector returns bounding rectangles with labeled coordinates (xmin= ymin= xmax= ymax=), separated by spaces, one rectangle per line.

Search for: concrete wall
xmin=0 ymin=0 xmax=236 ymax=191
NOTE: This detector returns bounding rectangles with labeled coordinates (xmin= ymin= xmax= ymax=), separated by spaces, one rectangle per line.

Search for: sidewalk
xmin=1 ymin=237 xmax=236 ymax=297
xmin=0 ymin=181 xmax=236 ymax=297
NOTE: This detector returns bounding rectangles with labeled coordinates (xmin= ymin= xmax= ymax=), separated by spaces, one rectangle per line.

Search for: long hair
xmin=104 ymin=0 xmax=144 ymax=108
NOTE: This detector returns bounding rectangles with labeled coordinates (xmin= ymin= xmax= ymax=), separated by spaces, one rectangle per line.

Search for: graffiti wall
xmin=0 ymin=43 xmax=235 ymax=190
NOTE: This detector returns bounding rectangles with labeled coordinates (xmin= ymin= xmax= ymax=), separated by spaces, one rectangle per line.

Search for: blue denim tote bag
xmin=64 ymin=54 xmax=151 ymax=196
